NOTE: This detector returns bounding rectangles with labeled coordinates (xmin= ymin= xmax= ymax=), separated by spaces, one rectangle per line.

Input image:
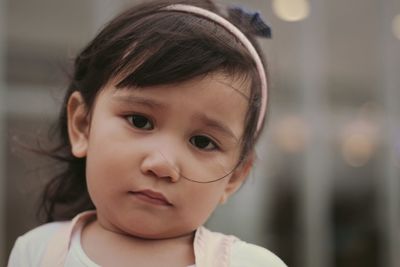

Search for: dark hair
xmin=39 ymin=0 xmax=269 ymax=222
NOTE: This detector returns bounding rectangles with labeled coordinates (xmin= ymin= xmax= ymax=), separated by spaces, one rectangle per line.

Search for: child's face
xmin=68 ymin=72 xmax=253 ymax=239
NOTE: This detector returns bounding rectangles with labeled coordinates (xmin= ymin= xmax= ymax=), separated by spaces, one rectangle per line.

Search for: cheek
xmin=85 ymin=149 xmax=118 ymax=209
xmin=84 ymin=127 xmax=139 ymax=206
xmin=178 ymin=181 xmax=229 ymax=225
xmin=86 ymin=114 xmax=137 ymax=176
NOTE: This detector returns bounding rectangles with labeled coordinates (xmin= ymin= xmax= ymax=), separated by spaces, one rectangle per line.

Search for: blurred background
xmin=1 ymin=0 xmax=400 ymax=266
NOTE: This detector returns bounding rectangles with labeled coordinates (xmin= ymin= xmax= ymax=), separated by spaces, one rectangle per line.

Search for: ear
xmin=67 ymin=91 xmax=90 ymax=158
xmin=219 ymin=153 xmax=255 ymax=204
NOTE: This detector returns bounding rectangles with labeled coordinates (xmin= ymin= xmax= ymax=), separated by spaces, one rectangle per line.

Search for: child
xmin=8 ymin=0 xmax=286 ymax=266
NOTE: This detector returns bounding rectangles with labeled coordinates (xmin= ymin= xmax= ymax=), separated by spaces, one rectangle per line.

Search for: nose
xmin=140 ymin=150 xmax=180 ymax=182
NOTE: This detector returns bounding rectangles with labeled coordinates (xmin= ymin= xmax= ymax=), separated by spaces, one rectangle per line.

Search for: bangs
xmin=106 ymin=12 xmax=257 ymax=89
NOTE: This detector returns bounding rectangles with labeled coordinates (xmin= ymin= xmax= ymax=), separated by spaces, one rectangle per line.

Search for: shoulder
xmin=197 ymin=227 xmax=286 ymax=267
xmin=230 ymin=240 xmax=287 ymax=267
xmin=16 ymin=221 xmax=69 ymax=249
xmin=8 ymin=221 xmax=69 ymax=267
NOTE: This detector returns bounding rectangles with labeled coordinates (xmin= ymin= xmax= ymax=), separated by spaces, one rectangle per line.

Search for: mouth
xmin=129 ymin=190 xmax=172 ymax=206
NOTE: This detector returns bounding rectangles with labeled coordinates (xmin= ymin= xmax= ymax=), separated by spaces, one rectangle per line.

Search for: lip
xmin=129 ymin=189 xmax=172 ymax=206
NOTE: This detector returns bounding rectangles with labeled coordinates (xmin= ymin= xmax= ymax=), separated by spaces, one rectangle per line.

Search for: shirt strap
xmin=40 ymin=211 xmax=96 ymax=267
xmin=194 ymin=226 xmax=238 ymax=267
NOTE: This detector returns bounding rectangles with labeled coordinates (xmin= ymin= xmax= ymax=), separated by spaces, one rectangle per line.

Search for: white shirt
xmin=8 ymin=220 xmax=286 ymax=267
xmin=8 ymin=222 xmax=196 ymax=267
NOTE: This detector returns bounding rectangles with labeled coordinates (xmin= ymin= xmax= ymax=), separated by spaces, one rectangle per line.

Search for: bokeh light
xmin=272 ymin=0 xmax=310 ymax=22
xmin=342 ymin=133 xmax=375 ymax=167
xmin=274 ymin=115 xmax=309 ymax=154
xmin=340 ymin=119 xmax=379 ymax=167
xmin=395 ymin=133 xmax=400 ymax=167
xmin=392 ymin=14 xmax=400 ymax=40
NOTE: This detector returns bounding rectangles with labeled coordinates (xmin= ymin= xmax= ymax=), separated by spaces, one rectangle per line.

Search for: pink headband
xmin=163 ymin=4 xmax=268 ymax=134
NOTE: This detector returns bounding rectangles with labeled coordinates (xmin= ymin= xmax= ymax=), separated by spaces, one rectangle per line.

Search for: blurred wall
xmin=1 ymin=0 xmax=400 ymax=267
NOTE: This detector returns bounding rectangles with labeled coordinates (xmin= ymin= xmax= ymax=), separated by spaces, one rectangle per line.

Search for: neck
xmin=81 ymin=218 xmax=196 ymax=267
xmin=94 ymin=218 xmax=195 ymax=245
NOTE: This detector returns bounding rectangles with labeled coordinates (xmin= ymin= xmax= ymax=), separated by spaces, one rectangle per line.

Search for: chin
xmin=123 ymin=224 xmax=196 ymax=240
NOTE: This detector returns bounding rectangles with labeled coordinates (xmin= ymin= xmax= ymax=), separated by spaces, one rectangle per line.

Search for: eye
xmin=127 ymin=114 xmax=154 ymax=130
xmin=190 ymin=135 xmax=218 ymax=151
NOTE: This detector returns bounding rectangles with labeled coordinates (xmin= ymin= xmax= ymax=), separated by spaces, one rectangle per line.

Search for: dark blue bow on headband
xmin=227 ymin=6 xmax=272 ymax=38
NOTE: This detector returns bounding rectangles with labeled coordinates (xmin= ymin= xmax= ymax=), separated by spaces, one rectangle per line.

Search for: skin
xmin=67 ymin=72 xmax=254 ymax=266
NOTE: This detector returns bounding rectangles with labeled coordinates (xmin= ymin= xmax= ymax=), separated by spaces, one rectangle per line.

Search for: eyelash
xmin=125 ymin=114 xmax=221 ymax=151
xmin=189 ymin=135 xmax=219 ymax=151
xmin=126 ymin=114 xmax=154 ymax=130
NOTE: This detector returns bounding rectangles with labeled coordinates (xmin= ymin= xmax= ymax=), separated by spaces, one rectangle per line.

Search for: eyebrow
xmin=112 ymin=94 xmax=167 ymax=110
xmin=194 ymin=114 xmax=240 ymax=142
